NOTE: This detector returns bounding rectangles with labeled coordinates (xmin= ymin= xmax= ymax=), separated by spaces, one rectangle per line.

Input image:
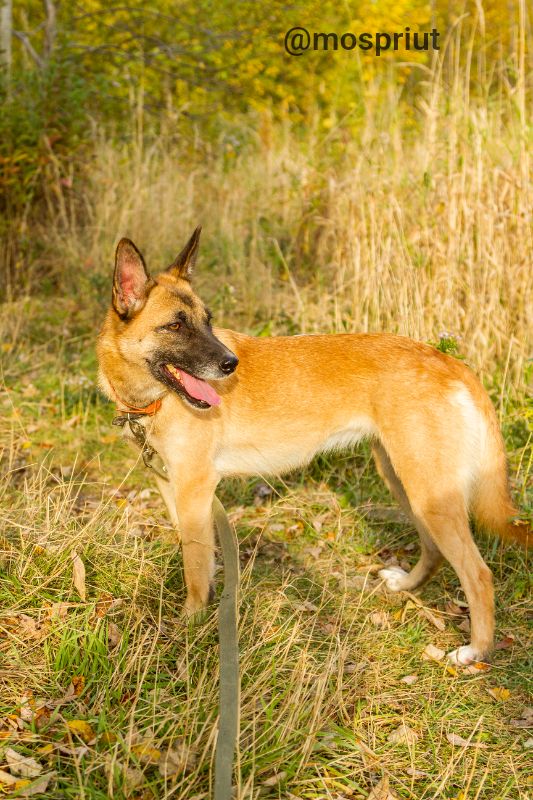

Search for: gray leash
xmin=113 ymin=413 xmax=240 ymax=799
xmin=213 ymin=495 xmax=240 ymax=800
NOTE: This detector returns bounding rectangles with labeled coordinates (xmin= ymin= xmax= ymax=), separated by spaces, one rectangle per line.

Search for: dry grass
xmin=0 ymin=50 xmax=531 ymax=800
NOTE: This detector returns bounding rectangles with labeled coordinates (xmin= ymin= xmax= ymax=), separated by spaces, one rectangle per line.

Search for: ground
xmin=0 ymin=298 xmax=531 ymax=800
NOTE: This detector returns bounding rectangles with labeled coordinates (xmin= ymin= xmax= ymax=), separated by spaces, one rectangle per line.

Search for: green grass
xmin=0 ymin=299 xmax=531 ymax=800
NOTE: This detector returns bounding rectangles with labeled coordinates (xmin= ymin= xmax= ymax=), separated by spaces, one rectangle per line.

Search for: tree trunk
xmin=0 ymin=0 xmax=12 ymax=85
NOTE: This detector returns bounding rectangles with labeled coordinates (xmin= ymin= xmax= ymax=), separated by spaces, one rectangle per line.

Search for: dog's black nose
xmin=220 ymin=354 xmax=239 ymax=374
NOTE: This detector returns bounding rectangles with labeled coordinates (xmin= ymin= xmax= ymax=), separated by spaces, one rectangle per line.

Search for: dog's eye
xmin=166 ymin=322 xmax=181 ymax=332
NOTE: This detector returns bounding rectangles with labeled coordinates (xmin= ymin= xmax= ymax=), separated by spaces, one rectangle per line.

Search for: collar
xmin=109 ymin=381 xmax=163 ymax=416
xmin=115 ymin=397 xmax=162 ymax=416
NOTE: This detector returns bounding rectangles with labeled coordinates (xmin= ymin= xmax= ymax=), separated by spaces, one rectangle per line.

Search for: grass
xmin=1 ymin=46 xmax=532 ymax=800
xmin=0 ymin=293 xmax=530 ymax=800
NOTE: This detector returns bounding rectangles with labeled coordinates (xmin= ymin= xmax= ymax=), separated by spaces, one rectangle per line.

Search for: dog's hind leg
xmin=372 ymin=442 xmax=443 ymax=591
xmin=408 ymin=491 xmax=494 ymax=664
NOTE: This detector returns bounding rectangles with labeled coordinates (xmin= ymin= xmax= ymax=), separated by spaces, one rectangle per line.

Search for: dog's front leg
xmin=155 ymin=476 xmax=180 ymax=541
xmin=174 ymin=472 xmax=219 ymax=618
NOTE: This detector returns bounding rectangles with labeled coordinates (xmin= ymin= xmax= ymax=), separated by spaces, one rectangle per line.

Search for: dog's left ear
xmin=167 ymin=226 xmax=202 ymax=280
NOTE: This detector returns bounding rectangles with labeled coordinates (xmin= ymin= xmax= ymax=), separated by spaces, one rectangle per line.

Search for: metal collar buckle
xmin=112 ymin=413 xmax=169 ymax=482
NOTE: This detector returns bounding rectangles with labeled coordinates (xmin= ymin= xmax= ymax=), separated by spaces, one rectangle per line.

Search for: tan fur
xmin=98 ymin=256 xmax=530 ymax=665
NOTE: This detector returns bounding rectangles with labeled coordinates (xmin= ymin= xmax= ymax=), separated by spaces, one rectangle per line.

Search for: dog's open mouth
xmin=162 ymin=363 xmax=221 ymax=408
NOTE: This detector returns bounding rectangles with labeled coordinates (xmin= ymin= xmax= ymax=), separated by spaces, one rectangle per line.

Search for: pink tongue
xmin=179 ymin=370 xmax=221 ymax=406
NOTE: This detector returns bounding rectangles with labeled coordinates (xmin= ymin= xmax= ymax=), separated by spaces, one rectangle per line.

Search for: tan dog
xmin=97 ymin=228 xmax=529 ymax=665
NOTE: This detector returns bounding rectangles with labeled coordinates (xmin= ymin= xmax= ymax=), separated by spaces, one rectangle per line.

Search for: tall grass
xmin=37 ymin=47 xmax=532 ymax=400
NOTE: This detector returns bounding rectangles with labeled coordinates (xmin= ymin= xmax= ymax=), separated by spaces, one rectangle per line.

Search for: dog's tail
xmin=470 ymin=394 xmax=530 ymax=549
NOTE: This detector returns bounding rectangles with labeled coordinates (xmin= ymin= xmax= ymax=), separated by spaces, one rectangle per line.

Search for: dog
xmin=97 ymin=227 xmax=529 ymax=665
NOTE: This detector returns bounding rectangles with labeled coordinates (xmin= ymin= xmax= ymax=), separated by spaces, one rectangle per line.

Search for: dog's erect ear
xmin=167 ymin=226 xmax=202 ymax=280
xmin=112 ymin=238 xmax=151 ymax=318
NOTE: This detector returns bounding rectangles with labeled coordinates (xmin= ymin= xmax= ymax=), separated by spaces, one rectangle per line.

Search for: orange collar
xmin=110 ymin=381 xmax=163 ymax=416
xmin=116 ymin=397 xmax=162 ymax=416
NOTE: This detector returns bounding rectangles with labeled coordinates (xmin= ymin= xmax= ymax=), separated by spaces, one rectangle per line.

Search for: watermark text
xmin=284 ymin=27 xmax=440 ymax=57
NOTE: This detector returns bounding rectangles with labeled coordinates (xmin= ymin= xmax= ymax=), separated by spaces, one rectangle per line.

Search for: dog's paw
xmin=378 ymin=566 xmax=409 ymax=592
xmin=182 ymin=596 xmax=209 ymax=625
xmin=447 ymin=645 xmax=481 ymax=666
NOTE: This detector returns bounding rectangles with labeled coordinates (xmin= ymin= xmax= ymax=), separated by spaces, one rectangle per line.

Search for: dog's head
xmin=97 ymin=227 xmax=238 ymax=410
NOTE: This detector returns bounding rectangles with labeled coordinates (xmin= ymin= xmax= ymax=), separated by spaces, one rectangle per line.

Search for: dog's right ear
xmin=112 ymin=239 xmax=151 ymax=318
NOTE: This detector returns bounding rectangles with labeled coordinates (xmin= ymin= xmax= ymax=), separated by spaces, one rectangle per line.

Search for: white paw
xmin=447 ymin=645 xmax=480 ymax=666
xmin=379 ymin=566 xmax=408 ymax=592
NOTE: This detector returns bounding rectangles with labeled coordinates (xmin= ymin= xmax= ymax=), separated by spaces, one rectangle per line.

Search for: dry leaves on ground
xmin=487 ymin=687 xmax=511 ymax=702
xmin=65 ymin=719 xmax=96 ymax=744
xmin=446 ymin=732 xmax=488 ymax=749
xmin=387 ymin=724 xmax=419 ymax=746
xmin=421 ymin=643 xmax=446 ymax=662
xmin=419 ymin=607 xmax=446 ymax=632
xmin=370 ymin=611 xmax=390 ymax=630
xmin=510 ymin=707 xmax=533 ymax=729
xmin=5 ymin=749 xmax=42 ymax=778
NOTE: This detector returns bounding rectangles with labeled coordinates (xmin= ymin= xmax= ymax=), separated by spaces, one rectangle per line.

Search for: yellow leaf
xmin=131 ymin=743 xmax=161 ymax=764
xmin=66 ymin=719 xmax=95 ymax=743
xmin=488 ymin=686 xmax=511 ymax=702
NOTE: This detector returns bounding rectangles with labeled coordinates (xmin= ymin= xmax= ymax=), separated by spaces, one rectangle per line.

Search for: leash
xmin=212 ymin=495 xmax=240 ymax=800
xmin=113 ymin=407 xmax=240 ymax=800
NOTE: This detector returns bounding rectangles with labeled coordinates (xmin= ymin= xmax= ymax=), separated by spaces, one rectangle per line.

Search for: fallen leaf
xmin=387 ymin=724 xmax=419 ymax=745
xmin=0 ymin=769 xmax=18 ymax=786
xmin=11 ymin=614 xmax=46 ymax=642
xmin=47 ymin=602 xmax=70 ymax=620
xmin=463 ymin=661 xmax=491 ymax=675
xmin=294 ymin=600 xmax=318 ymax=613
xmin=421 ymin=643 xmax=445 ymax=662
xmin=444 ymin=601 xmax=468 ymax=616
xmin=457 ymin=618 xmax=471 ymax=633
xmin=36 ymin=744 xmax=54 ymax=756
xmin=344 ymin=661 xmax=367 ymax=675
xmin=5 ymin=748 xmax=43 ymax=778
xmin=367 ymin=776 xmax=398 ymax=799
xmin=446 ymin=732 xmax=487 ymax=749
xmin=158 ymin=743 xmax=196 ymax=777
xmin=370 ymin=611 xmax=390 ymax=629
xmin=14 ymin=772 xmax=55 ymax=796
xmin=107 ymin=622 xmax=122 ymax=648
xmin=122 ymin=765 xmax=144 ymax=791
xmin=65 ymin=719 xmax=95 ymax=743
xmin=419 ymin=608 xmax=446 ymax=632
xmin=523 ymin=738 xmax=533 ymax=749
xmin=131 ymin=743 xmax=162 ymax=764
xmin=487 ymin=686 xmax=511 ymax=702
xmin=510 ymin=707 xmax=533 ymax=729
xmin=71 ymin=551 xmax=86 ymax=601
xmin=56 ymin=744 xmax=88 ymax=758
xmin=94 ymin=592 xmax=114 ymax=618
xmin=262 ymin=771 xmax=287 ymax=787
xmin=494 ymin=636 xmax=515 ymax=651
xmin=406 ymin=767 xmax=430 ymax=779
xmin=400 ymin=674 xmax=418 ymax=685
xmin=70 ymin=675 xmax=85 ymax=697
